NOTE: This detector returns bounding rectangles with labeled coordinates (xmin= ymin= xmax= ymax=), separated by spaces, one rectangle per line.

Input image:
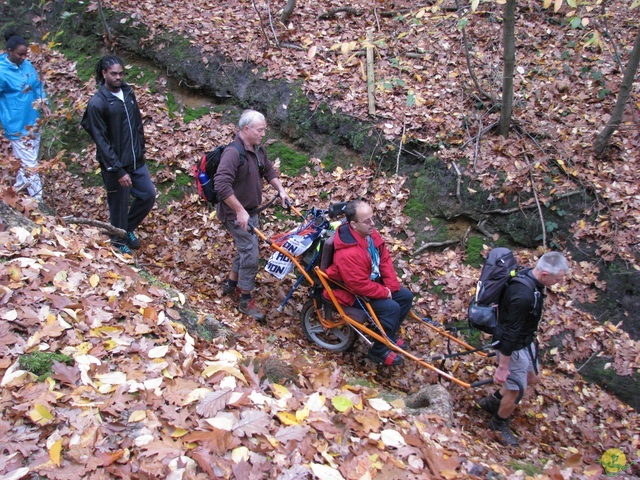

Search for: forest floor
xmin=1 ymin=0 xmax=639 ymax=478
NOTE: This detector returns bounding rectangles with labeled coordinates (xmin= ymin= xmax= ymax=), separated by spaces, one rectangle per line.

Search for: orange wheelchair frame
xmin=250 ymin=200 xmax=523 ymax=397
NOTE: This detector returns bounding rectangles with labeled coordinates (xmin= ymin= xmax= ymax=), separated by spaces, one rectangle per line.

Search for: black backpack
xmin=193 ymin=141 xmax=245 ymax=204
xmin=468 ymin=248 xmax=536 ymax=334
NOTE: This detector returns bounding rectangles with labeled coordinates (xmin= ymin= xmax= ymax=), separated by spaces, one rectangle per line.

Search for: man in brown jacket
xmin=214 ymin=109 xmax=291 ymax=322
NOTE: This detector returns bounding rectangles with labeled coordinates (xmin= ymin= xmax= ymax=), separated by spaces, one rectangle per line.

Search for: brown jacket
xmin=214 ymin=135 xmax=277 ymax=222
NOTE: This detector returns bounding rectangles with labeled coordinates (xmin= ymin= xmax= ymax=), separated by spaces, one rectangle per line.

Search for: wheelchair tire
xmin=300 ymin=300 xmax=357 ymax=352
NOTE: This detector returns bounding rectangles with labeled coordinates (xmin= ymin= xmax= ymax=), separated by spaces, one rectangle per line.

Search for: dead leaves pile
xmin=1 ymin=16 xmax=639 ymax=478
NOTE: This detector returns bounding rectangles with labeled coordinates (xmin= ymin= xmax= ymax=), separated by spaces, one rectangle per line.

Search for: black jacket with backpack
xmin=81 ymin=83 xmax=146 ymax=179
xmin=493 ymin=268 xmax=545 ymax=356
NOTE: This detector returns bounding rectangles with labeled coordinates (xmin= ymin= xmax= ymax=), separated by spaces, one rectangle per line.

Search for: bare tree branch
xmin=412 ymin=226 xmax=471 ymax=257
xmin=62 ymin=216 xmax=126 ymax=238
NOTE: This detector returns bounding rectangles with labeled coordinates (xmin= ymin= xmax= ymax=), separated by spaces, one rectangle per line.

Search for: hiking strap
xmin=527 ymin=341 xmax=540 ymax=376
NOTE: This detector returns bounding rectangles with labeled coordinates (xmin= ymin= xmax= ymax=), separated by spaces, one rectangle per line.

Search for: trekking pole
xmin=284 ymin=199 xmax=304 ymax=218
xmin=431 ymin=341 xmax=499 ymax=361
xmin=253 ymin=194 xmax=281 ymax=215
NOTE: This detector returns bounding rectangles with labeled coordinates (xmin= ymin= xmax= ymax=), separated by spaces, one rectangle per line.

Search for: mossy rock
xmin=266 ymin=141 xmax=310 ymax=177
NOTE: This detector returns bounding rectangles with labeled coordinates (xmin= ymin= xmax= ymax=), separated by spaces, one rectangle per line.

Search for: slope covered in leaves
xmin=104 ymin=0 xmax=640 ymax=266
xmin=0 ymin=2 xmax=639 ymax=479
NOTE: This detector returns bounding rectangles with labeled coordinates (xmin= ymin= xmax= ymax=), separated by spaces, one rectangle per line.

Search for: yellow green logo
xmin=598 ymin=448 xmax=636 ymax=476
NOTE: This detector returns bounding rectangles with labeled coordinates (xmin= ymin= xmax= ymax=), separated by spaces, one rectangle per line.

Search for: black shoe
xmin=125 ymin=231 xmax=141 ymax=250
xmin=367 ymin=349 xmax=403 ymax=366
xmin=478 ymin=394 xmax=501 ymax=416
xmin=222 ymin=282 xmax=240 ymax=298
xmin=488 ymin=416 xmax=519 ymax=446
xmin=238 ymin=297 xmax=266 ymax=322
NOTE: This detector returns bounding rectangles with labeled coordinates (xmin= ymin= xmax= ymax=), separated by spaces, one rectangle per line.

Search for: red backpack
xmin=192 ymin=141 xmax=245 ymax=204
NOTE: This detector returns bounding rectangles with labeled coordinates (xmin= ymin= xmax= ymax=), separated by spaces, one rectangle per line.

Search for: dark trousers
xmin=363 ymin=287 xmax=413 ymax=355
xmin=101 ymin=164 xmax=156 ymax=242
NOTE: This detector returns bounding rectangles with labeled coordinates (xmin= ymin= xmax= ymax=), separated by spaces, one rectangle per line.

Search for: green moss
xmin=19 ymin=351 xmax=74 ymax=380
xmin=155 ymin=171 xmax=193 ymax=205
xmin=404 ymin=197 xmax=427 ymax=219
xmin=508 ymin=460 xmax=544 ymax=476
xmin=266 ymin=141 xmax=310 ymax=176
xmin=465 ymin=236 xmax=485 ymax=267
xmin=184 ymin=105 xmax=210 ymax=123
xmin=124 ymin=64 xmax=162 ymax=92
xmin=167 ymin=92 xmax=179 ymax=119
xmin=56 ymin=35 xmax=97 ymax=82
xmin=321 ymin=152 xmax=336 ymax=172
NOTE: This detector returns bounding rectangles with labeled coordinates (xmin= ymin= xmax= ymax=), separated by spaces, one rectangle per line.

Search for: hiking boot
xmin=488 ymin=415 xmax=519 ymax=446
xmin=222 ymin=282 xmax=241 ymax=298
xmin=239 ymin=297 xmax=266 ymax=323
xmin=125 ymin=231 xmax=141 ymax=250
xmin=367 ymin=349 xmax=404 ymax=366
xmin=113 ymin=242 xmax=133 ymax=256
xmin=478 ymin=394 xmax=501 ymax=416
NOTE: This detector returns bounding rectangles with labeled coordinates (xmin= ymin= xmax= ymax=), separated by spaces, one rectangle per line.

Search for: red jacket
xmin=325 ymin=223 xmax=401 ymax=306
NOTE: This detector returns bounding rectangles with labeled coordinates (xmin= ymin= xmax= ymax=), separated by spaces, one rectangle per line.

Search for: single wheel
xmin=300 ymin=300 xmax=357 ymax=352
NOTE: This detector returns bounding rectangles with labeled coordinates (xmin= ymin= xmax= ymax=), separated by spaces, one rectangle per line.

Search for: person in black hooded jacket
xmin=81 ymin=55 xmax=155 ymax=255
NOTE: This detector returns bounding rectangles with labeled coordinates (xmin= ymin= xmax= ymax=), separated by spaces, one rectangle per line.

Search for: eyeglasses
xmin=354 ymin=217 xmax=375 ymax=225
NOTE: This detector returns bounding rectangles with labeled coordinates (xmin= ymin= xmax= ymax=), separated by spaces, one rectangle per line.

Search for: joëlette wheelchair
xmin=250 ymin=201 xmax=523 ymax=399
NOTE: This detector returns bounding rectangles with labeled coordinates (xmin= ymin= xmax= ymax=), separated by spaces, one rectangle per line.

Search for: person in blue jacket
xmin=0 ymin=31 xmax=50 ymax=201
xmin=81 ymin=55 xmax=156 ymax=255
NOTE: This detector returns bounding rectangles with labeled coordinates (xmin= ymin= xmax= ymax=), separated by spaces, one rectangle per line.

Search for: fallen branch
xmin=62 ymin=216 xmax=126 ymax=238
xmin=476 ymin=219 xmax=494 ymax=239
xmin=525 ymin=152 xmax=546 ymax=250
xmin=452 ymin=161 xmax=462 ymax=203
xmin=251 ymin=0 xmax=271 ymax=48
xmin=266 ymin=0 xmax=281 ymax=48
xmin=396 ymin=121 xmax=406 ymax=175
xmin=479 ymin=190 xmax=582 ymax=214
xmin=455 ymin=0 xmax=496 ymax=105
xmin=96 ymin=0 xmax=115 ymax=47
xmin=366 ymin=32 xmax=376 ymax=116
xmin=473 ymin=115 xmax=482 ymax=172
xmin=318 ymin=7 xmax=363 ymax=20
xmin=412 ymin=226 xmax=471 ymax=257
xmin=461 ymin=121 xmax=498 ymax=150
xmin=576 ymin=350 xmax=600 ymax=373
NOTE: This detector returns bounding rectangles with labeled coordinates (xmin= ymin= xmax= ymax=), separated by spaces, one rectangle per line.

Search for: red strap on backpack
xmin=193 ymin=155 xmax=207 ymax=200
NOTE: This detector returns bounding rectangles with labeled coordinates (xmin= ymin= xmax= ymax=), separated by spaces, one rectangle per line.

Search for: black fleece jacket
xmin=81 ymin=83 xmax=146 ymax=178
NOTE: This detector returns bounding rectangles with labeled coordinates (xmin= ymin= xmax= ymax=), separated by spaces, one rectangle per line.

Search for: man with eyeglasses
xmin=81 ymin=55 xmax=156 ymax=256
xmin=325 ymin=199 xmax=413 ymax=366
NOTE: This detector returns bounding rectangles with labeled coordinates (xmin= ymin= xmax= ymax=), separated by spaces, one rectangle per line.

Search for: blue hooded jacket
xmin=0 ymin=53 xmax=46 ymax=140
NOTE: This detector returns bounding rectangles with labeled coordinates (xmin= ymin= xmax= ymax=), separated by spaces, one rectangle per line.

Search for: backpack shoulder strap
xmin=510 ymin=272 xmax=543 ymax=309
xmin=227 ymin=140 xmax=247 ymax=166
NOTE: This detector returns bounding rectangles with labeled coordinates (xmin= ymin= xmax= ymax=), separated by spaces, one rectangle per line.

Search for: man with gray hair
xmin=477 ymin=251 xmax=569 ymax=446
xmin=214 ymin=109 xmax=291 ymax=322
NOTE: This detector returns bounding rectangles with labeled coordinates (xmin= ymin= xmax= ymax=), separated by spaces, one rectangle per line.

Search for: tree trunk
xmin=594 ymin=27 xmax=640 ymax=157
xmin=280 ymin=0 xmax=296 ymax=23
xmin=498 ymin=0 xmax=516 ymax=138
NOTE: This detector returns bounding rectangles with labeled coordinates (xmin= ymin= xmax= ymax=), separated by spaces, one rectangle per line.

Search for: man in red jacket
xmin=325 ymin=200 xmax=413 ymax=366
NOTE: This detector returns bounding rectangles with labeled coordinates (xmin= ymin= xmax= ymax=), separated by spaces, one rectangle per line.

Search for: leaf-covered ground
xmin=1 ymin=0 xmax=640 ymax=478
